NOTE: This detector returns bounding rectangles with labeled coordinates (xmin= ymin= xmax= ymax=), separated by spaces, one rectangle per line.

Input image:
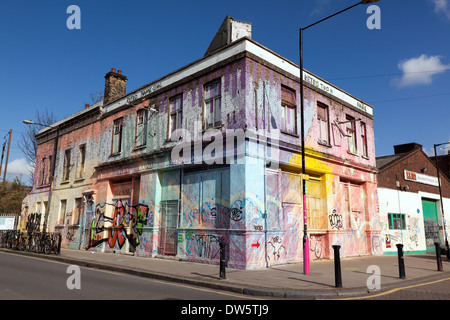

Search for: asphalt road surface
xmin=0 ymin=251 xmax=262 ymax=301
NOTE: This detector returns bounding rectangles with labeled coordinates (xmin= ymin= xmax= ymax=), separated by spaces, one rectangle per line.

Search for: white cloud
xmin=440 ymin=138 xmax=450 ymax=155
xmin=432 ymin=0 xmax=450 ymax=19
xmin=391 ymin=54 xmax=450 ymax=88
xmin=4 ymin=158 xmax=32 ymax=179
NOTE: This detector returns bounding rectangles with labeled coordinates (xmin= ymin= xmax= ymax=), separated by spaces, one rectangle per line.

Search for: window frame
xmin=76 ymin=144 xmax=86 ymax=179
xmin=203 ymin=79 xmax=222 ymax=130
xmin=280 ymin=86 xmax=297 ymax=135
xmin=135 ymin=109 xmax=148 ymax=148
xmin=39 ymin=157 xmax=46 ymax=186
xmin=62 ymin=149 xmax=71 ymax=182
xmin=59 ymin=199 xmax=67 ymax=226
xmin=111 ymin=118 xmax=123 ymax=154
xmin=317 ymin=102 xmax=330 ymax=146
xmin=346 ymin=115 xmax=357 ymax=154
xmin=361 ymin=122 xmax=368 ymax=158
xmin=168 ymin=94 xmax=183 ymax=139
xmin=388 ymin=213 xmax=406 ymax=230
xmin=45 ymin=155 xmax=53 ymax=185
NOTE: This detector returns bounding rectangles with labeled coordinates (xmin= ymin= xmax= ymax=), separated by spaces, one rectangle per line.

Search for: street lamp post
xmin=434 ymin=142 xmax=450 ymax=260
xmin=23 ymin=120 xmax=59 ymax=232
xmin=299 ymin=0 xmax=380 ymax=274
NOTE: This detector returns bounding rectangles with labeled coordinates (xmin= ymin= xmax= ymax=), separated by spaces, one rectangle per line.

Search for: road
xmin=326 ymin=276 xmax=450 ymax=300
xmin=0 ymin=251 xmax=263 ymax=301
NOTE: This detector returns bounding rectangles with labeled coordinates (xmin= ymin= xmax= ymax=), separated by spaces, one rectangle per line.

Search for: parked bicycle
xmin=0 ymin=230 xmax=61 ymax=255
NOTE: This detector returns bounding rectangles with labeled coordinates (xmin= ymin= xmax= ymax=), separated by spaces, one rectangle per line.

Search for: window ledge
xmin=110 ymin=152 xmax=122 ymax=157
xmin=281 ymin=130 xmax=299 ymax=138
xmin=133 ymin=145 xmax=146 ymax=151
xmin=318 ymin=140 xmax=332 ymax=148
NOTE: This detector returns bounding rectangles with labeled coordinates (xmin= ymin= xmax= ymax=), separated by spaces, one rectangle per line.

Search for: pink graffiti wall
xmin=23 ymin=43 xmax=379 ymax=269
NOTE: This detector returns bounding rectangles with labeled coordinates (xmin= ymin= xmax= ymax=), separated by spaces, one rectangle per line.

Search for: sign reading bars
xmin=404 ymin=170 xmax=439 ymax=187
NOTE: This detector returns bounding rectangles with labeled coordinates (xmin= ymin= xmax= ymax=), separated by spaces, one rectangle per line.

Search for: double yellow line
xmin=326 ymin=277 xmax=450 ymax=300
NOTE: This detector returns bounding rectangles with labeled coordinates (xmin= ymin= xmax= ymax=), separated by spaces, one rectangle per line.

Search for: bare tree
xmin=84 ymin=91 xmax=104 ymax=106
xmin=18 ymin=108 xmax=58 ymax=185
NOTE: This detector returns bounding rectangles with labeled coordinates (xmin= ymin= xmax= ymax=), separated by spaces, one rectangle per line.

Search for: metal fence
xmin=0 ymin=230 xmax=62 ymax=255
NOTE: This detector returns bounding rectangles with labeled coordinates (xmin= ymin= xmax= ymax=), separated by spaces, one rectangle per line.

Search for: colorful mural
xmin=23 ymin=36 xmax=381 ymax=269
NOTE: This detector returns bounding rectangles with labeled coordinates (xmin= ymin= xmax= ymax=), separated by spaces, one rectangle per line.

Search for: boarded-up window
xmin=112 ymin=118 xmax=123 ymax=154
xmin=307 ymin=177 xmax=325 ymax=230
xmin=135 ymin=109 xmax=147 ymax=147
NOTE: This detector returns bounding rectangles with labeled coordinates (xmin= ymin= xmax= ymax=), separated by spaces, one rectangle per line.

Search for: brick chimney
xmin=103 ymin=68 xmax=127 ymax=105
xmin=393 ymin=143 xmax=422 ymax=154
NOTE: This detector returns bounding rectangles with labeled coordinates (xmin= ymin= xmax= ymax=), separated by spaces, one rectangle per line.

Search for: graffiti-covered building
xmin=377 ymin=143 xmax=450 ymax=254
xmin=22 ymin=16 xmax=379 ymax=269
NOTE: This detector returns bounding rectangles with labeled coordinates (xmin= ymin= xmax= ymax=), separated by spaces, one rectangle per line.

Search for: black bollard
xmin=332 ymin=245 xmax=342 ymax=288
xmin=219 ymin=238 xmax=226 ymax=279
xmin=396 ymin=244 xmax=406 ymax=279
xmin=57 ymin=233 xmax=62 ymax=254
xmin=434 ymin=242 xmax=443 ymax=271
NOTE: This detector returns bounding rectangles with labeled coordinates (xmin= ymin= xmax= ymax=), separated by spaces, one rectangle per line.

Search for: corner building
xmin=22 ymin=16 xmax=379 ymax=269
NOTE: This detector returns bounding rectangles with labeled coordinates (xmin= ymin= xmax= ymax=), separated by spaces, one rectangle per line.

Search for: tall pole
xmin=2 ymin=129 xmax=12 ymax=184
xmin=298 ymin=0 xmax=380 ymax=274
xmin=434 ymin=143 xmax=450 ymax=259
xmin=299 ymin=27 xmax=309 ymax=275
xmin=44 ymin=127 xmax=59 ymax=232
xmin=0 ymin=140 xmax=6 ymax=181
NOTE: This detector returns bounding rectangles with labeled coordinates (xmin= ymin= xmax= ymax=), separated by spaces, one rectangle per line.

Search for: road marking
xmin=328 ymin=277 xmax=450 ymax=300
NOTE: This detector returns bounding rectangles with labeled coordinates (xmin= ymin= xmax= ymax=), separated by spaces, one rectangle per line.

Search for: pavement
xmin=3 ymin=247 xmax=450 ymax=299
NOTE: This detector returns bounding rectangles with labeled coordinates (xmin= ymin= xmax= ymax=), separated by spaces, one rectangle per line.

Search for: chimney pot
xmin=85 ymin=104 xmax=89 ymax=109
xmin=111 ymin=68 xmax=116 ymax=73
xmin=118 ymin=70 xmax=122 ymax=75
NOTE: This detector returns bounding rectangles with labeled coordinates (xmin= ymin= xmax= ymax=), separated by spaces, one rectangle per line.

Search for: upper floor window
xmin=317 ymin=103 xmax=330 ymax=145
xmin=281 ymin=86 xmax=297 ymax=135
xmin=346 ymin=115 xmax=357 ymax=154
xmin=168 ymin=94 xmax=183 ymax=139
xmin=46 ymin=155 xmax=52 ymax=185
xmin=76 ymin=144 xmax=86 ymax=179
xmin=135 ymin=109 xmax=147 ymax=147
xmin=204 ymin=79 xmax=221 ymax=129
xmin=112 ymin=118 xmax=123 ymax=154
xmin=39 ymin=158 xmax=45 ymax=186
xmin=63 ymin=149 xmax=71 ymax=181
xmin=361 ymin=122 xmax=368 ymax=158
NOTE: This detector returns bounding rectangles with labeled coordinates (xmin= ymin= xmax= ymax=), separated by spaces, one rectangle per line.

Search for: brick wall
xmin=377 ymin=149 xmax=450 ymax=198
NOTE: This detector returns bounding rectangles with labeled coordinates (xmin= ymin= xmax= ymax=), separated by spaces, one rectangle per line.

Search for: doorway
xmin=422 ymin=199 xmax=440 ymax=253
xmin=160 ymin=200 xmax=179 ymax=255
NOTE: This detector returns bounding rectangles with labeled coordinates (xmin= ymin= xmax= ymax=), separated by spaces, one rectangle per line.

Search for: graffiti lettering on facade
xmin=88 ymin=200 xmax=149 ymax=249
xmin=185 ymin=232 xmax=224 ymax=260
xmin=267 ymin=236 xmax=286 ymax=262
xmin=26 ymin=213 xmax=41 ymax=233
xmin=310 ymin=235 xmax=323 ymax=259
xmin=329 ymin=209 xmax=343 ymax=230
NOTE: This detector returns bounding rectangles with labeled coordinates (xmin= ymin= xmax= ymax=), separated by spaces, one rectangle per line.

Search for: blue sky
xmin=1 ymin=0 xmax=449 ymax=183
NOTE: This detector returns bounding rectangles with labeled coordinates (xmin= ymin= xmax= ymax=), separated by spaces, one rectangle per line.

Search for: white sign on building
xmin=404 ymin=170 xmax=439 ymax=187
